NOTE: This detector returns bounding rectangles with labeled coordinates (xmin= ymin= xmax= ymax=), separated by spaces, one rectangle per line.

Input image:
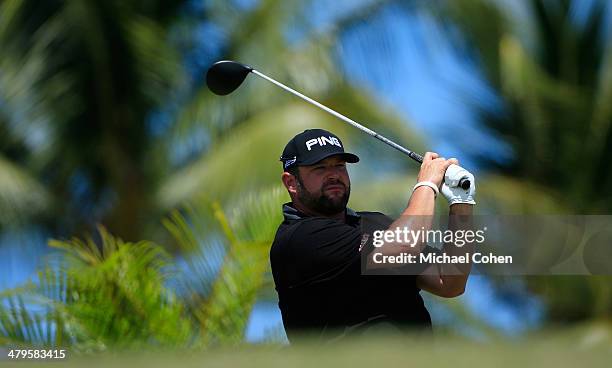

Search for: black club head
xmin=206 ymin=60 xmax=253 ymax=95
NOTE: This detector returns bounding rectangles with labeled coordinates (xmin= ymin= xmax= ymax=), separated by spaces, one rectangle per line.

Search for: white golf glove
xmin=441 ymin=164 xmax=476 ymax=205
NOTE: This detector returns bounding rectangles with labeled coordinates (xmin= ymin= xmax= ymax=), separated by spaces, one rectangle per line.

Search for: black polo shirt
xmin=270 ymin=203 xmax=431 ymax=343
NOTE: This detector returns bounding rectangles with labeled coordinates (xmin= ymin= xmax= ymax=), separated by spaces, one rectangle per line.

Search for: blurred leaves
xmin=431 ymin=0 xmax=612 ymax=322
xmin=0 ymin=155 xmax=50 ymax=227
xmin=438 ymin=0 xmax=612 ymax=212
xmin=0 ymin=0 xmax=423 ymax=241
xmin=0 ymin=0 xmax=185 ymax=239
xmin=0 ymin=185 xmax=284 ymax=349
xmin=1 ymin=0 xmax=611 ymax=347
xmin=163 ymin=186 xmax=285 ymax=345
xmin=1 ymin=226 xmax=192 ymax=350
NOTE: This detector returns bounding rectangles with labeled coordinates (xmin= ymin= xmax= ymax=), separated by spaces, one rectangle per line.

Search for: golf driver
xmin=206 ymin=60 xmax=470 ymax=190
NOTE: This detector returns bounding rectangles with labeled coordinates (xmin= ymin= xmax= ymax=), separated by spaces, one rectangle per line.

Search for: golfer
xmin=270 ymin=129 xmax=475 ymax=343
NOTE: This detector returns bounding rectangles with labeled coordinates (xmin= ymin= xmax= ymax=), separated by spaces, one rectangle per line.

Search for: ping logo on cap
xmin=283 ymin=156 xmax=297 ymax=169
xmin=305 ymin=136 xmax=342 ymax=151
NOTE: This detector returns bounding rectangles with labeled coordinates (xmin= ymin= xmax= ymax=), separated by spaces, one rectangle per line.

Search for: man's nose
xmin=324 ymin=167 xmax=342 ymax=179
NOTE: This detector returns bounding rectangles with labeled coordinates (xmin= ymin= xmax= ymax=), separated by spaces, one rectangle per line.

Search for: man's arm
xmin=365 ymin=152 xmax=455 ymax=268
xmin=365 ymin=152 xmax=476 ymax=298
xmin=416 ymin=203 xmax=473 ymax=297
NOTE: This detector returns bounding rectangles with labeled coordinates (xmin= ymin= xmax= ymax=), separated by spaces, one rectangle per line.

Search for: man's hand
xmin=441 ymin=165 xmax=476 ymax=205
xmin=417 ymin=152 xmax=458 ymax=187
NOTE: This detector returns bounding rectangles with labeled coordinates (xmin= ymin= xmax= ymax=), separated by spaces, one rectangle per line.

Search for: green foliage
xmin=0 ymin=0 xmax=185 ymax=238
xmin=0 ymin=186 xmax=286 ymax=349
xmin=162 ymin=186 xmax=286 ymax=345
xmin=0 ymin=0 xmax=433 ymax=345
xmin=0 ymin=0 xmax=423 ymax=243
xmin=2 ymin=0 xmax=609 ymax=347
xmin=0 ymin=156 xmax=50 ymax=227
xmin=0 ymin=227 xmax=193 ymax=350
xmin=441 ymin=0 xmax=612 ymax=212
xmin=434 ymin=0 xmax=612 ymax=321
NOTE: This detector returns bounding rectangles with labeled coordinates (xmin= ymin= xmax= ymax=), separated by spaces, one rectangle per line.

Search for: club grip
xmin=410 ymin=152 xmax=424 ymax=163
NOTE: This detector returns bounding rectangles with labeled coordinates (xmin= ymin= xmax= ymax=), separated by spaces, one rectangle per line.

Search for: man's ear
xmin=281 ymin=172 xmax=299 ymax=196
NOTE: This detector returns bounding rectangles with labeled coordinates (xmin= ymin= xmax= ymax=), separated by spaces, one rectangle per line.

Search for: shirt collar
xmin=282 ymin=202 xmax=360 ymax=222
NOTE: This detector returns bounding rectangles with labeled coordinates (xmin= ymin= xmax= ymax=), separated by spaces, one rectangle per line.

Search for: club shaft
xmin=251 ymin=69 xmax=423 ymax=163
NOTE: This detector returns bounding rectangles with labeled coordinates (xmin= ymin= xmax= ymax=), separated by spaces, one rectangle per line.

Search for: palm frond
xmin=164 ymin=186 xmax=285 ymax=345
xmin=158 ymin=103 xmax=337 ymax=209
xmin=159 ymin=80 xmax=425 ymax=210
xmin=162 ymin=206 xmax=227 ymax=300
xmin=431 ymin=0 xmax=612 ymax=211
xmin=0 ymin=227 xmax=194 ymax=350
xmin=0 ymin=155 xmax=50 ymax=227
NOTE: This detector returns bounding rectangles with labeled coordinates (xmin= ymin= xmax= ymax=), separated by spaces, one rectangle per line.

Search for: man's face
xmin=292 ymin=156 xmax=351 ymax=216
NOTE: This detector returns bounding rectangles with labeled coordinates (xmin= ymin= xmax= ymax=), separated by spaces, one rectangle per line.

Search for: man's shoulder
xmin=274 ymin=211 xmax=392 ymax=241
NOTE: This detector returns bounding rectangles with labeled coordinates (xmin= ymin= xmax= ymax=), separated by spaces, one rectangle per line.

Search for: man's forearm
xmin=438 ymin=203 xmax=474 ymax=294
xmin=449 ymin=203 xmax=473 ymax=216
xmin=403 ymin=186 xmax=436 ymax=217
xmin=364 ymin=187 xmax=436 ymax=268
xmin=387 ymin=186 xmax=436 ymax=251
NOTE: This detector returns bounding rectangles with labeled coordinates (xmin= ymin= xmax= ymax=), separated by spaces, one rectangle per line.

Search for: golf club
xmin=206 ymin=60 xmax=470 ymax=190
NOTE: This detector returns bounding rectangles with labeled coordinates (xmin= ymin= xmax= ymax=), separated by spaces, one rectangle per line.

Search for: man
xmin=270 ymin=129 xmax=475 ymax=343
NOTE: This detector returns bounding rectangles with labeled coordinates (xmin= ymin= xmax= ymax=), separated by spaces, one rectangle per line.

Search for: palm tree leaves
xmin=1 ymin=0 xmax=426 ymax=238
xmin=46 ymin=229 xmax=193 ymax=349
xmin=0 ymin=0 xmax=187 ymax=239
xmin=7 ymin=0 xmax=599 ymax=345
xmin=0 ymin=293 xmax=79 ymax=348
xmin=427 ymin=0 xmax=612 ymax=323
xmin=163 ymin=187 xmax=285 ymax=345
xmin=158 ymin=81 xmax=425 ymax=210
xmin=430 ymin=0 xmax=508 ymax=86
xmin=0 ymin=227 xmax=194 ymax=350
xmin=125 ymin=14 xmax=185 ymax=105
xmin=0 ymin=155 xmax=50 ymax=227
xmin=158 ymin=104 xmax=314 ymax=209
xmin=436 ymin=0 xmax=612 ymax=211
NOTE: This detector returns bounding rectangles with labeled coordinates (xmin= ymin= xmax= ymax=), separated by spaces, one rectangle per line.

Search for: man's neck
xmin=292 ymin=201 xmax=346 ymax=222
